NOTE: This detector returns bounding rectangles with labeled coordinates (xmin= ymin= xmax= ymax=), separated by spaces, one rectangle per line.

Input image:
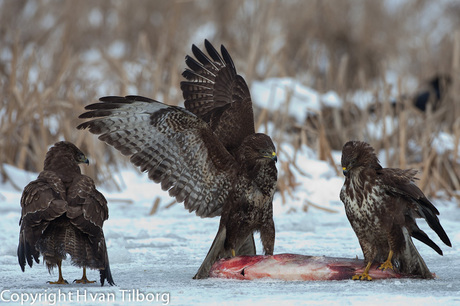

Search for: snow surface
xmin=1 ymin=143 xmax=459 ymax=306
xmin=0 ymin=72 xmax=459 ymax=305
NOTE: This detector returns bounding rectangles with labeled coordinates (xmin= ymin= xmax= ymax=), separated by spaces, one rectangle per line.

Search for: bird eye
xmin=347 ymin=160 xmax=355 ymax=169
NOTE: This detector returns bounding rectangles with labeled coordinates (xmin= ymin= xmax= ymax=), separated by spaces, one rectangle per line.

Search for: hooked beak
xmin=265 ymin=151 xmax=278 ymax=163
xmin=342 ymin=167 xmax=348 ymax=176
xmin=271 ymin=151 xmax=278 ymax=163
xmin=79 ymin=155 xmax=90 ymax=165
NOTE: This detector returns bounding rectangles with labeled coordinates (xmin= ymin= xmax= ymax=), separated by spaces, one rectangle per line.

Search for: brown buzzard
xmin=77 ymin=40 xmax=278 ymax=279
xmin=18 ymin=141 xmax=114 ymax=286
xmin=340 ymin=140 xmax=451 ymax=280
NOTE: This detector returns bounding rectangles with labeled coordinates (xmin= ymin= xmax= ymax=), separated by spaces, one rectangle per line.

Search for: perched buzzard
xmin=77 ymin=40 xmax=278 ymax=279
xmin=340 ymin=140 xmax=451 ymax=280
xmin=17 ymin=141 xmax=114 ymax=286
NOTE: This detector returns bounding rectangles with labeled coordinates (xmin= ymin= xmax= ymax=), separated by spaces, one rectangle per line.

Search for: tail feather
xmin=411 ymin=228 xmax=443 ymax=255
xmin=18 ymin=236 xmax=26 ymax=272
xmin=194 ymin=226 xmax=230 ymax=279
xmin=100 ymin=263 xmax=115 ymax=286
xmin=101 ymin=242 xmax=115 ymax=286
xmin=25 ymin=241 xmax=34 ymax=268
xmin=236 ymin=234 xmax=256 ymax=256
xmin=22 ymin=238 xmax=39 ymax=269
xmin=95 ymin=235 xmax=115 ymax=286
xmin=419 ymin=203 xmax=451 ymax=247
xmin=397 ymin=227 xmax=433 ymax=279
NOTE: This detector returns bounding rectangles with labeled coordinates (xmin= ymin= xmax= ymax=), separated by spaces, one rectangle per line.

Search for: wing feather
xmin=18 ymin=171 xmax=67 ymax=271
xmin=181 ymin=39 xmax=255 ymax=153
xmin=192 ymin=42 xmax=221 ymax=70
xmin=78 ymin=96 xmax=238 ymax=217
xmin=66 ymin=175 xmax=108 ymax=237
xmin=380 ymin=168 xmax=451 ymax=247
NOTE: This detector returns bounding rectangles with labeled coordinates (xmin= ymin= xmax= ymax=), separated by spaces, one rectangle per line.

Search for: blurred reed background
xmin=0 ymin=0 xmax=459 ymax=203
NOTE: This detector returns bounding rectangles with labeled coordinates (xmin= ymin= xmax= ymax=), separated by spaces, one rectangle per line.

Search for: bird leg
xmin=352 ymin=261 xmax=373 ymax=281
xmin=74 ymin=267 xmax=96 ymax=284
xmin=378 ymin=250 xmax=394 ymax=271
xmin=231 ymin=249 xmax=236 ymax=257
xmin=48 ymin=260 xmax=68 ymax=284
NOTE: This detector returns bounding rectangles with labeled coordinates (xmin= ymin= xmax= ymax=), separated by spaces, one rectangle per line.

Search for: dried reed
xmin=0 ymin=0 xmax=458 ymax=205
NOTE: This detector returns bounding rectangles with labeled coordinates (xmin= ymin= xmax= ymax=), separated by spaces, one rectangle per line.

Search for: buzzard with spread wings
xmin=77 ymin=40 xmax=278 ymax=279
xmin=18 ymin=141 xmax=114 ymax=286
xmin=340 ymin=140 xmax=451 ymax=280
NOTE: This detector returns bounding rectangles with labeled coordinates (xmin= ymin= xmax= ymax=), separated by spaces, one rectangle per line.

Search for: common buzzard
xmin=77 ymin=40 xmax=278 ymax=279
xmin=18 ymin=141 xmax=114 ymax=286
xmin=340 ymin=140 xmax=451 ymax=280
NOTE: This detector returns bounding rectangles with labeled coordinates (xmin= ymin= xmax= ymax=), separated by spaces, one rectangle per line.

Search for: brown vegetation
xmin=1 ymin=0 xmax=459 ymax=202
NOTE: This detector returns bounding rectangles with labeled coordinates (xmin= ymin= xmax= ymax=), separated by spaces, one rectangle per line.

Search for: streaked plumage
xmin=18 ymin=141 xmax=114 ymax=286
xmin=340 ymin=140 xmax=451 ymax=280
xmin=77 ymin=40 xmax=278 ymax=279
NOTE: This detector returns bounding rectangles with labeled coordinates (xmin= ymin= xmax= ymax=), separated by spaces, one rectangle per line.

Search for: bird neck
xmin=44 ymin=153 xmax=81 ymax=182
xmin=347 ymin=166 xmax=377 ymax=190
xmin=246 ymin=161 xmax=277 ymax=195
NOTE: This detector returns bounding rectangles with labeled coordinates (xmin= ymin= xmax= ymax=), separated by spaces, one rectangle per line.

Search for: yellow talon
xmin=379 ymin=250 xmax=394 ymax=271
xmin=352 ymin=274 xmax=371 ymax=281
xmin=74 ymin=279 xmax=96 ymax=284
xmin=48 ymin=279 xmax=68 ymax=285
xmin=231 ymin=249 xmax=236 ymax=257
xmin=353 ymin=262 xmax=373 ymax=281
xmin=74 ymin=267 xmax=96 ymax=284
xmin=379 ymin=260 xmax=394 ymax=271
xmin=48 ymin=261 xmax=68 ymax=284
xmin=352 ymin=272 xmax=372 ymax=281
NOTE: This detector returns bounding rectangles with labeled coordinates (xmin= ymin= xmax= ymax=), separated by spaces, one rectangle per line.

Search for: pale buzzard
xmin=340 ymin=140 xmax=451 ymax=280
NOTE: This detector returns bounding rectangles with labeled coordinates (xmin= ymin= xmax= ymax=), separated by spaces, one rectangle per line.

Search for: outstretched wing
xmin=18 ymin=171 xmax=68 ymax=271
xmin=380 ymin=168 xmax=452 ymax=250
xmin=77 ymin=95 xmax=238 ymax=217
xmin=181 ymin=39 xmax=255 ymax=153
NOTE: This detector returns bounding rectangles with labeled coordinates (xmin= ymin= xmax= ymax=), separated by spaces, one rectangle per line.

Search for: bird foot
xmin=352 ymin=273 xmax=372 ymax=281
xmin=378 ymin=260 xmax=394 ymax=271
xmin=74 ymin=277 xmax=96 ymax=284
xmin=48 ymin=279 xmax=69 ymax=285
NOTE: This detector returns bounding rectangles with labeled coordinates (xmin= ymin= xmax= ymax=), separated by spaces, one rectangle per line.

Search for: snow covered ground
xmin=1 ymin=142 xmax=459 ymax=305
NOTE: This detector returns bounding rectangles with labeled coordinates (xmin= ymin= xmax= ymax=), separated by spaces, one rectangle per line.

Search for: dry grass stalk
xmin=1 ymin=0 xmax=459 ymax=206
xmin=149 ymin=197 xmax=161 ymax=216
xmin=303 ymin=199 xmax=339 ymax=214
xmin=165 ymin=199 xmax=177 ymax=210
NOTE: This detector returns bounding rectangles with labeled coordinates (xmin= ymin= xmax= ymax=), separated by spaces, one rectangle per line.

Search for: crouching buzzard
xmin=18 ymin=141 xmax=114 ymax=286
xmin=77 ymin=40 xmax=278 ymax=279
xmin=340 ymin=140 xmax=451 ymax=280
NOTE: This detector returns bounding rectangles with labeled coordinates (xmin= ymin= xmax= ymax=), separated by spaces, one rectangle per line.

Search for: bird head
xmin=76 ymin=151 xmax=90 ymax=165
xmin=259 ymin=148 xmax=277 ymax=163
xmin=341 ymin=140 xmax=381 ymax=177
xmin=239 ymin=133 xmax=277 ymax=165
xmin=43 ymin=141 xmax=90 ymax=172
xmin=252 ymin=134 xmax=277 ymax=164
xmin=50 ymin=141 xmax=89 ymax=165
